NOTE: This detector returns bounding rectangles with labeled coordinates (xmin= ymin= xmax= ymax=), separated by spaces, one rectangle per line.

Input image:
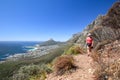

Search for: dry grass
xmin=53 ymin=55 xmax=77 ymax=75
xmin=94 ymin=40 xmax=112 ymax=51
xmin=105 ymin=59 xmax=120 ymax=80
xmin=93 ymin=59 xmax=120 ymax=80
xmin=91 ymin=51 xmax=108 ymax=80
xmin=91 ymin=51 xmax=101 ymax=63
xmin=91 ymin=40 xmax=120 ymax=80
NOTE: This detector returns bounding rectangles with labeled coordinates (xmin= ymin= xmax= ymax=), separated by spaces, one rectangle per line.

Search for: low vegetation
xmin=65 ymin=46 xmax=86 ymax=55
xmin=12 ymin=64 xmax=52 ymax=80
xmin=53 ymin=55 xmax=77 ymax=75
xmin=0 ymin=44 xmax=72 ymax=80
xmin=91 ymin=40 xmax=120 ymax=80
xmin=91 ymin=51 xmax=108 ymax=80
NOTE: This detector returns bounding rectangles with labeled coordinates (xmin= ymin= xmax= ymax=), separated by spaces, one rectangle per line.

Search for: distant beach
xmin=25 ymin=46 xmax=38 ymax=51
xmin=0 ymin=41 xmax=41 ymax=61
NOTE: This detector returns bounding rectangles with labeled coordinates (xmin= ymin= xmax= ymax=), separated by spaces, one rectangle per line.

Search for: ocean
xmin=0 ymin=41 xmax=41 ymax=61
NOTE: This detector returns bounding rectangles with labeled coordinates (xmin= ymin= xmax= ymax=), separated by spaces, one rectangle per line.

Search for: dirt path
xmin=45 ymin=54 xmax=95 ymax=80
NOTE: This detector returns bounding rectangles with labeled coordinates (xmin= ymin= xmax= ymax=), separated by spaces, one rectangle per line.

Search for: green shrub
xmin=65 ymin=46 xmax=85 ymax=55
xmin=12 ymin=64 xmax=52 ymax=80
xmin=12 ymin=73 xmax=29 ymax=80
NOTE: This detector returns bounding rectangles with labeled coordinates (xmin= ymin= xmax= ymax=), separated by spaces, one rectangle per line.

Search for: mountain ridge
xmin=68 ymin=2 xmax=120 ymax=50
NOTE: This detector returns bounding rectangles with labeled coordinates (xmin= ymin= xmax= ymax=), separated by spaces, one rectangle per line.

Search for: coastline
xmin=3 ymin=44 xmax=60 ymax=62
xmin=0 ymin=41 xmax=42 ymax=62
xmin=0 ymin=45 xmax=37 ymax=62
xmin=5 ymin=46 xmax=38 ymax=61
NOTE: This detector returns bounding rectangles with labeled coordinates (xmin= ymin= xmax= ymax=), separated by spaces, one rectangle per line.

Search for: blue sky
xmin=0 ymin=0 xmax=116 ymax=41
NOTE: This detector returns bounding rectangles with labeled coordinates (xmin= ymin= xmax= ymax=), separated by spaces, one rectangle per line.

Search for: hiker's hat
xmin=87 ymin=33 xmax=92 ymax=36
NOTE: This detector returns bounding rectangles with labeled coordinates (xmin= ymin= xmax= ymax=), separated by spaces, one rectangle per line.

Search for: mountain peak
xmin=47 ymin=38 xmax=55 ymax=42
xmin=40 ymin=38 xmax=61 ymax=46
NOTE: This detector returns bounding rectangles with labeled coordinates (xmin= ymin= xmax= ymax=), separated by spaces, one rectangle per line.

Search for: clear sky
xmin=0 ymin=0 xmax=116 ymax=41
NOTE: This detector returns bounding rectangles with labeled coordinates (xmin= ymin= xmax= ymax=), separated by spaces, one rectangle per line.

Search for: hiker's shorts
xmin=87 ymin=43 xmax=92 ymax=47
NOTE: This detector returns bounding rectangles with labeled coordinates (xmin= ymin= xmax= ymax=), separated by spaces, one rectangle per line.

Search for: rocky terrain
xmin=68 ymin=2 xmax=120 ymax=49
xmin=67 ymin=15 xmax=103 ymax=47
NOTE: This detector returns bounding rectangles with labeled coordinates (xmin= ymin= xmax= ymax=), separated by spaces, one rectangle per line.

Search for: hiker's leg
xmin=89 ymin=47 xmax=91 ymax=52
xmin=88 ymin=46 xmax=92 ymax=56
xmin=87 ymin=46 xmax=90 ymax=56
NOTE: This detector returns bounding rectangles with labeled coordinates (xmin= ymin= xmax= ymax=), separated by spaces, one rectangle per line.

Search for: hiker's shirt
xmin=86 ymin=37 xmax=93 ymax=47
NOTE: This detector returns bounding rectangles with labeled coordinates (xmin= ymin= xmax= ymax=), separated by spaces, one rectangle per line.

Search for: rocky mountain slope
xmin=68 ymin=2 xmax=120 ymax=50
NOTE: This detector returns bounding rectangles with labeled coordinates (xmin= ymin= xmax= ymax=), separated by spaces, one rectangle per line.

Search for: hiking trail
xmin=45 ymin=54 xmax=95 ymax=80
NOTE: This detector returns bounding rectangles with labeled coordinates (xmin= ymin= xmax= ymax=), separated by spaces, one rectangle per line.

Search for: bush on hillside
xmin=53 ymin=55 xmax=77 ymax=75
xmin=65 ymin=46 xmax=85 ymax=55
xmin=12 ymin=64 xmax=52 ymax=80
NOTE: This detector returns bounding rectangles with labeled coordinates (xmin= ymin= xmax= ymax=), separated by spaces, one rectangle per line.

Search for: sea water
xmin=0 ymin=41 xmax=41 ymax=61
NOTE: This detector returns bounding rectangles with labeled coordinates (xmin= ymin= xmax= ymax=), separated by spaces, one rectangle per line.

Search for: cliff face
xmin=68 ymin=2 xmax=120 ymax=50
xmin=67 ymin=15 xmax=103 ymax=47
xmin=90 ymin=2 xmax=120 ymax=50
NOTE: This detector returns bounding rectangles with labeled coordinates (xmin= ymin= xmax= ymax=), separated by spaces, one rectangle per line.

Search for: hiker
xmin=86 ymin=33 xmax=93 ymax=56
